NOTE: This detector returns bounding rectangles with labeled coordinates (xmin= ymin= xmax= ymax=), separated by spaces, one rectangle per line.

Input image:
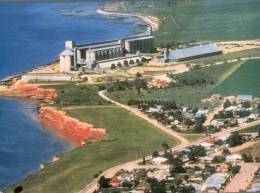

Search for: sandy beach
xmin=96 ymin=8 xmax=160 ymax=32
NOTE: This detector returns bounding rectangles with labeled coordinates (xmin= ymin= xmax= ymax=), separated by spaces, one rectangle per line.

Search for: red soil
xmin=38 ymin=106 xmax=106 ymax=146
xmin=3 ymin=79 xmax=57 ymax=100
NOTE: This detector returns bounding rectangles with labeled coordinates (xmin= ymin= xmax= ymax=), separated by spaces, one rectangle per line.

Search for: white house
xmin=226 ymin=154 xmax=242 ymax=162
xmin=211 ymin=119 xmax=224 ymax=128
xmin=151 ymin=157 xmax=168 ymax=165
xmin=200 ymin=142 xmax=214 ymax=150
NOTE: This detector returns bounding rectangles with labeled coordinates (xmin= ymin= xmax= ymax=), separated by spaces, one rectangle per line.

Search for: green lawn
xmin=239 ymin=125 xmax=260 ymax=133
xmin=212 ymin=60 xmax=260 ymax=97
xmin=182 ymin=134 xmax=206 ymax=142
xmin=108 ymin=62 xmax=242 ymax=107
xmin=43 ymin=84 xmax=110 ymax=107
xmin=124 ymin=0 xmax=260 ymax=44
xmin=5 ymin=107 xmax=176 ymax=193
xmin=240 ymin=142 xmax=260 ymax=158
xmin=187 ymin=48 xmax=260 ymax=65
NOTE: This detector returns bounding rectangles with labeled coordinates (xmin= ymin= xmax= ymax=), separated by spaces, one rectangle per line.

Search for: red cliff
xmin=38 ymin=106 xmax=106 ymax=146
xmin=2 ymin=79 xmax=57 ymax=100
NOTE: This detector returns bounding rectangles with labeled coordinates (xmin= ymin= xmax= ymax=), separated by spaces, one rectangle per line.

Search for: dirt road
xmin=225 ymin=163 xmax=260 ymax=192
xmin=98 ymin=90 xmax=189 ymax=145
xmin=79 ymin=91 xmax=260 ymax=193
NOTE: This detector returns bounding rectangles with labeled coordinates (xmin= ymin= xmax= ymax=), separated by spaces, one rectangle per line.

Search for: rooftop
xmin=168 ymin=44 xmax=222 ymax=61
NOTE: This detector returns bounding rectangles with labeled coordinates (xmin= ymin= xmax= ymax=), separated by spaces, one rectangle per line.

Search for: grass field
xmin=108 ymin=62 xmax=242 ymax=107
xmin=187 ymin=48 xmax=260 ymax=65
xmin=181 ymin=134 xmax=206 ymax=142
xmin=240 ymin=142 xmax=260 ymax=158
xmin=5 ymin=107 xmax=176 ymax=193
xmin=125 ymin=0 xmax=260 ymax=44
xmin=43 ymin=84 xmax=110 ymax=107
xmin=239 ymin=125 xmax=260 ymax=133
xmin=212 ymin=60 xmax=260 ymax=96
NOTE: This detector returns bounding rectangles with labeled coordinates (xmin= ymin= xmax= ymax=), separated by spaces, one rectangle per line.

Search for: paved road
xmin=225 ymin=163 xmax=260 ymax=192
xmin=79 ymin=91 xmax=260 ymax=193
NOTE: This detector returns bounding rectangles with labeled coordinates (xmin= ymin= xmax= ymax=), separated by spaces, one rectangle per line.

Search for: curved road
xmin=98 ymin=90 xmax=189 ymax=146
xmin=79 ymin=90 xmax=260 ymax=193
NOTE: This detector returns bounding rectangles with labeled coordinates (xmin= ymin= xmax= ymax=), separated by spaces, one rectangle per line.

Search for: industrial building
xmin=59 ymin=27 xmax=154 ymax=72
xmin=163 ymin=44 xmax=222 ymax=62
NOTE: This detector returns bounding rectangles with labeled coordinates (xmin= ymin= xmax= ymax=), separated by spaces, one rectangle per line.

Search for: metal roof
xmin=204 ymin=173 xmax=228 ymax=188
xmin=168 ymin=44 xmax=222 ymax=61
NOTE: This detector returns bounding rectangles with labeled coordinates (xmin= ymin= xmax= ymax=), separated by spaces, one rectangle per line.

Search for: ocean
xmin=0 ymin=2 xmax=146 ymax=190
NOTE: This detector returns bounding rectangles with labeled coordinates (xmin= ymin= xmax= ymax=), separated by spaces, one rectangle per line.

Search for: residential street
xmin=78 ymin=91 xmax=260 ymax=193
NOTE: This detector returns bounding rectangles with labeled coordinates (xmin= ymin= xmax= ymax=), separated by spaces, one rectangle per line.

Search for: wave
xmin=57 ymin=9 xmax=96 ymax=17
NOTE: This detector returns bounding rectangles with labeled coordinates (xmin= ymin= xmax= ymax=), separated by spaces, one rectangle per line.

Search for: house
xmin=210 ymin=119 xmax=224 ymax=128
xmin=195 ymin=109 xmax=209 ymax=118
xmin=226 ymin=154 xmax=242 ymax=162
xmin=129 ymin=190 xmax=144 ymax=193
xmin=200 ymin=142 xmax=214 ymax=150
xmin=237 ymin=95 xmax=253 ymax=102
xmin=147 ymin=168 xmax=170 ymax=180
xmin=225 ymin=106 xmax=238 ymax=112
xmin=147 ymin=107 xmax=161 ymax=113
xmin=237 ymin=117 xmax=248 ymax=124
xmin=250 ymin=182 xmax=260 ymax=192
xmin=218 ymin=163 xmax=229 ymax=172
xmin=151 ymin=157 xmax=168 ymax=165
xmin=248 ymin=113 xmax=258 ymax=120
xmin=110 ymin=178 xmax=121 ymax=187
xmin=200 ymin=156 xmax=214 ymax=163
xmin=202 ymin=173 xmax=228 ymax=190
xmin=216 ymin=134 xmax=231 ymax=142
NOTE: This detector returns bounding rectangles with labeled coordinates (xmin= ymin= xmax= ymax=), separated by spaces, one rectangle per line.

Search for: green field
xmin=212 ymin=60 xmax=260 ymax=96
xmin=182 ymin=134 xmax=206 ymax=142
xmin=43 ymin=84 xmax=110 ymax=107
xmin=125 ymin=0 xmax=260 ymax=44
xmin=108 ymin=62 xmax=242 ymax=107
xmin=240 ymin=125 xmax=260 ymax=133
xmin=5 ymin=107 xmax=176 ymax=193
xmin=241 ymin=142 xmax=260 ymax=158
xmin=186 ymin=48 xmax=260 ymax=65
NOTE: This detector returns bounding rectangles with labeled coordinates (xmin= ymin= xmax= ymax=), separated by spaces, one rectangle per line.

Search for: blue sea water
xmin=0 ymin=2 xmax=146 ymax=190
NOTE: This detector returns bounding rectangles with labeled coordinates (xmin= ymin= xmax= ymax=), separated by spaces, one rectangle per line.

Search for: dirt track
xmin=79 ymin=91 xmax=260 ymax=193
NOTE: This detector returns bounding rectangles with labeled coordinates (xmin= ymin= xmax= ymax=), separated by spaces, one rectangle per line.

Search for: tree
xmin=213 ymin=156 xmax=226 ymax=163
xmin=117 ymin=62 xmax=123 ymax=68
xmin=242 ymin=101 xmax=251 ymax=108
xmin=188 ymin=146 xmax=206 ymax=161
xmin=136 ymin=72 xmax=142 ymax=78
xmin=98 ymin=176 xmax=110 ymax=188
xmin=146 ymin=178 xmax=166 ymax=193
xmin=110 ymin=63 xmax=116 ymax=70
xmin=121 ymin=180 xmax=133 ymax=188
xmin=194 ymin=118 xmax=205 ymax=132
xmin=242 ymin=153 xmax=253 ymax=162
xmin=129 ymin=60 xmax=135 ymax=65
xmin=141 ymin=57 xmax=147 ymax=63
xmin=142 ymin=157 xmax=146 ymax=165
xmin=14 ymin=186 xmax=23 ymax=193
xmin=152 ymin=150 xmax=159 ymax=157
xmin=123 ymin=60 xmax=129 ymax=68
xmin=162 ymin=142 xmax=170 ymax=150
xmin=229 ymin=165 xmax=241 ymax=174
xmin=227 ymin=132 xmax=243 ymax=147
xmin=222 ymin=148 xmax=231 ymax=156
xmin=224 ymin=99 xmax=231 ymax=108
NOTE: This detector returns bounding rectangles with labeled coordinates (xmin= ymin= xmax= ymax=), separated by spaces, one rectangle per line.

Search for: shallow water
xmin=0 ymin=2 xmax=145 ymax=190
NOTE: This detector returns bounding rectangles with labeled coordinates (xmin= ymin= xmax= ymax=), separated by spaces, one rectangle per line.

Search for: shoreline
xmin=0 ymin=80 xmax=106 ymax=147
xmin=96 ymin=7 xmax=160 ymax=32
